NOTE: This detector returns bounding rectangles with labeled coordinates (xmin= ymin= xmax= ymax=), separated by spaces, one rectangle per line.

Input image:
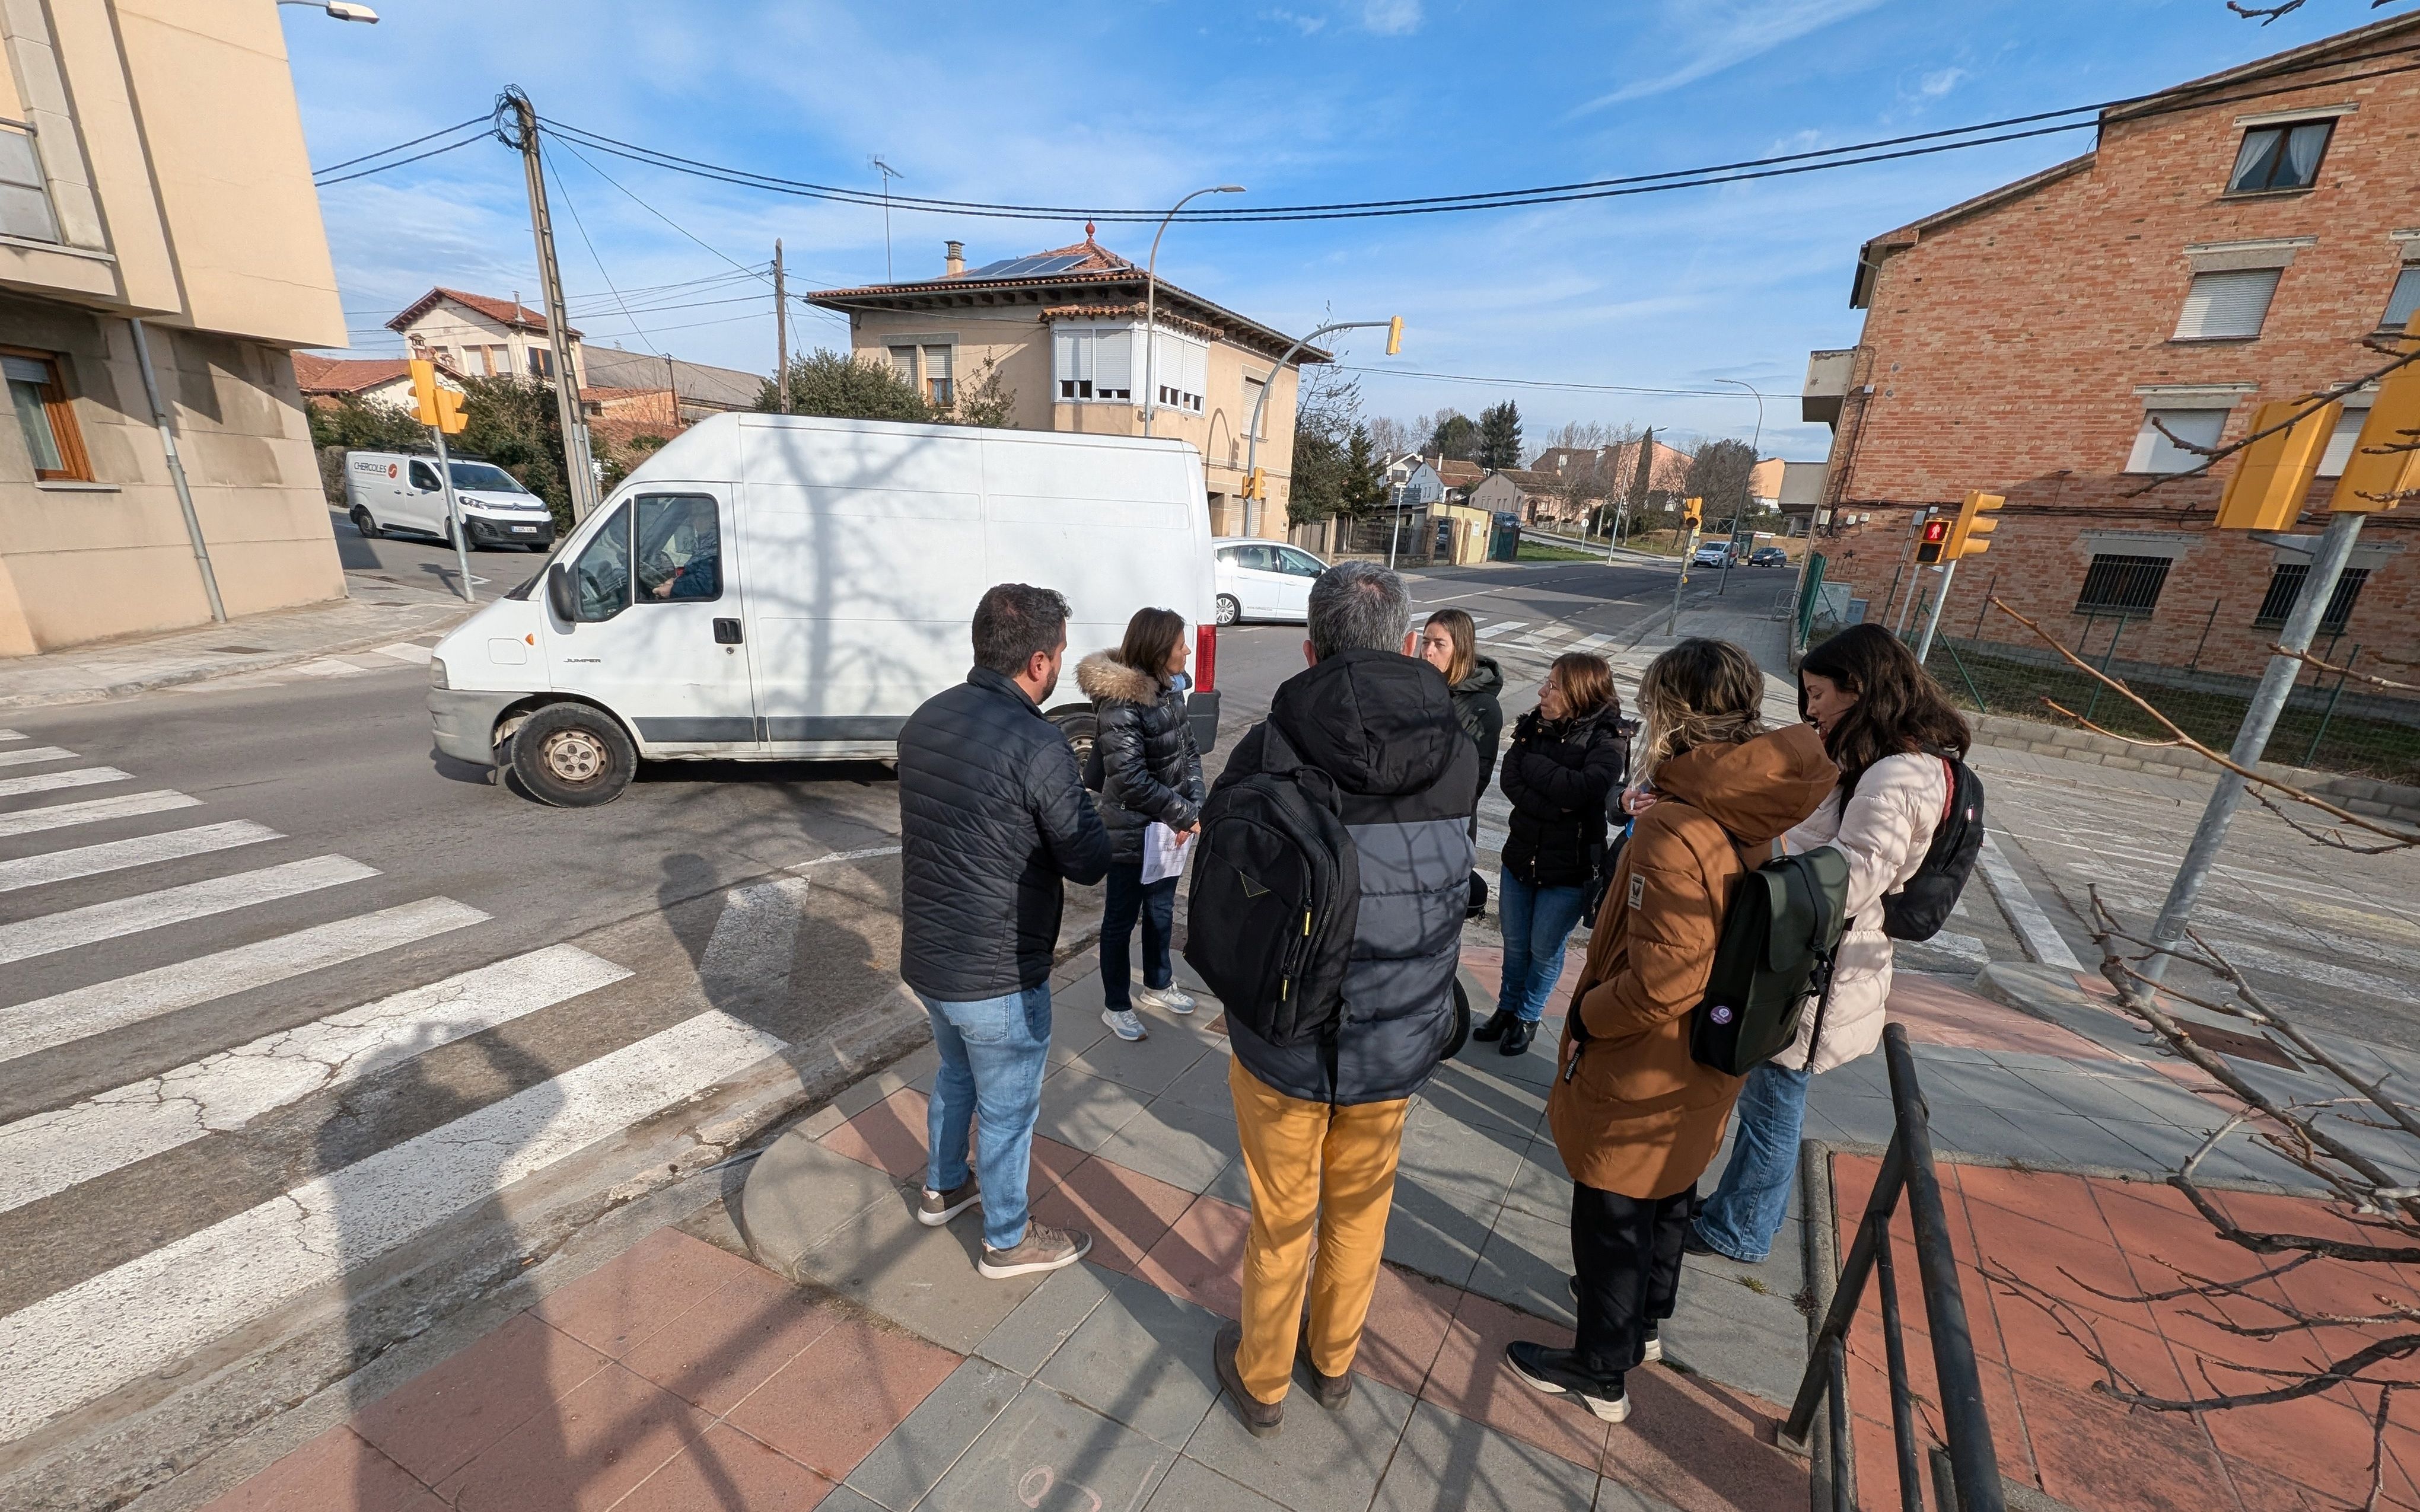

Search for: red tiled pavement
xmin=1133 ymin=1192 xmax=1252 ymax=1319
xmin=819 ymin=1086 xmax=1087 ymax=1198
xmin=198 ymin=1427 xmax=442 ymax=1512
xmin=1835 ymin=1152 xmax=2420 ymax=1511
xmin=721 ymin=1315 xmax=960 ymax=1480
xmin=1025 ymin=1153 xmax=1198 ymax=1275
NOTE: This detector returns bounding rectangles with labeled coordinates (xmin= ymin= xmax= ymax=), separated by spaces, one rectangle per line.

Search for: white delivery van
xmin=426 ymin=413 xmax=1222 ymax=806
xmin=344 ymin=450 xmax=559 ymax=551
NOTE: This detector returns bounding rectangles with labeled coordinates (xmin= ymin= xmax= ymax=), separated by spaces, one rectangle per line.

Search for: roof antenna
xmin=871 ymin=157 xmax=903 ymax=280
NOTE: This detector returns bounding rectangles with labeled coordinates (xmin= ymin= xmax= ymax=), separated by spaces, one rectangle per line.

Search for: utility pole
xmin=773 ymin=238 xmax=790 ymax=414
xmin=502 ymin=87 xmax=600 ymax=521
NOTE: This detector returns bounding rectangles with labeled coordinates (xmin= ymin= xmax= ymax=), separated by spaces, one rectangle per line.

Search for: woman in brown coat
xmin=1509 ymin=638 xmax=1837 ymax=1424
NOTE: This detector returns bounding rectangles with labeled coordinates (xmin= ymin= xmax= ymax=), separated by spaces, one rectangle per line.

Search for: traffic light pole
xmin=1912 ymin=560 xmax=1957 ymax=661
xmin=1667 ymin=527 xmax=1698 ymax=633
xmin=2131 ymin=509 xmax=2365 ymax=997
xmin=430 ymin=423 xmax=475 ymax=604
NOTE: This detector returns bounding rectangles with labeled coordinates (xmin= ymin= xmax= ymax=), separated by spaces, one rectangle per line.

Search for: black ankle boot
xmin=1472 ymin=1009 xmax=1515 ymax=1042
xmin=1500 ymin=1019 xmax=1537 ymax=1055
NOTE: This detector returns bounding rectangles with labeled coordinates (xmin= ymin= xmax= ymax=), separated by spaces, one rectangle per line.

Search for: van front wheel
xmin=510 ymin=703 xmax=636 ymax=808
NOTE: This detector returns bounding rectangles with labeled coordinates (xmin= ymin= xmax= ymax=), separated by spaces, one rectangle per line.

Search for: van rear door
xmin=545 ymin=487 xmax=757 ymax=752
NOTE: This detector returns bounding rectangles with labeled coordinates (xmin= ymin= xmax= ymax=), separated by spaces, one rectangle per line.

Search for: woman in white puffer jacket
xmin=1688 ymin=623 xmax=1972 ymax=1264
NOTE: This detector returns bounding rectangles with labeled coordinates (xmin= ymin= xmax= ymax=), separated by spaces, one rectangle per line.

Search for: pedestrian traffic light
xmin=1682 ymin=497 xmax=1703 ymax=529
xmin=2329 ymin=337 xmax=2420 ymax=513
xmin=2214 ymin=396 xmax=2340 ymax=531
xmin=1914 ymin=515 xmax=1951 ymax=564
xmin=1945 ymin=490 xmax=2004 ymax=559
xmin=1386 ymin=317 xmax=1403 ymax=357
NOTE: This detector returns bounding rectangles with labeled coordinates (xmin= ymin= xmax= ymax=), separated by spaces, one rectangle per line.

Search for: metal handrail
xmin=1786 ymin=1023 xmax=2004 ymax=1512
xmin=0 ymin=117 xmax=33 ymax=135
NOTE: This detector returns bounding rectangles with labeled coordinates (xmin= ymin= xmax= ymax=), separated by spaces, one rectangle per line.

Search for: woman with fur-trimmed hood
xmin=1077 ymin=608 xmax=1207 ymax=1043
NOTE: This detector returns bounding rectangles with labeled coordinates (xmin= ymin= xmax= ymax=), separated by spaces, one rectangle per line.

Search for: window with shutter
xmin=2173 ymin=269 xmax=2281 ymax=340
xmin=4 ymin=350 xmax=91 ymax=481
xmin=923 ymin=345 xmax=953 ymax=406
xmin=1094 ymin=327 xmax=1131 ymax=399
xmin=2126 ymin=408 xmax=2228 ymax=474
xmin=2383 ymin=266 xmax=2420 ymax=331
xmin=0 ymin=126 xmax=59 ymax=244
xmin=888 ymin=346 xmax=919 ymax=386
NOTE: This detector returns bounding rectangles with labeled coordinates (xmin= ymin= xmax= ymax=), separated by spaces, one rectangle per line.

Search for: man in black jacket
xmin=1202 ymin=561 xmax=1479 ymax=1437
xmin=897 ymin=583 xmax=1110 ymax=1280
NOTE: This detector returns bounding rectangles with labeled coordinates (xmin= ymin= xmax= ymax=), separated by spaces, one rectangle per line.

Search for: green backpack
xmin=1688 ymin=844 xmax=1851 ymax=1076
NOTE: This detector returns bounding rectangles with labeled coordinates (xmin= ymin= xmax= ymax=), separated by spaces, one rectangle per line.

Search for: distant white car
xmin=1692 ymin=542 xmax=1738 ymax=568
xmin=344 ymin=450 xmax=557 ymax=551
xmin=1212 ymin=538 xmax=1328 ymax=624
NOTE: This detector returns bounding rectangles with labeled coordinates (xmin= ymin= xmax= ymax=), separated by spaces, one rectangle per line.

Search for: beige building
xmin=808 ymin=231 xmax=1327 ymax=539
xmin=0 ymin=0 xmax=345 ymax=656
xmin=389 ymin=288 xmax=582 ymax=387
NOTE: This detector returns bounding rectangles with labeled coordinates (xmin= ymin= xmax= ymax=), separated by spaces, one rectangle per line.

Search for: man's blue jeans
xmin=1693 ymin=1061 xmax=1813 ymax=1262
xmin=1496 ymin=872 xmax=1590 ymax=1024
xmin=920 ymin=984 xmax=1052 ymax=1252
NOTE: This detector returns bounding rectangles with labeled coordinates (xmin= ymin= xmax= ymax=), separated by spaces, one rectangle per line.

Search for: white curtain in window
xmin=2284 ymin=122 xmax=2329 ymax=185
xmin=2173 ymin=269 xmax=2281 ymax=340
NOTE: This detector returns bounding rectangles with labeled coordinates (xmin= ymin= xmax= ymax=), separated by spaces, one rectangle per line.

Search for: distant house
xmin=1466 ymin=468 xmax=1560 ymax=521
xmin=1432 ymin=458 xmax=1485 ymax=499
xmin=1382 ymin=453 xmax=1444 ymax=510
xmin=579 ymin=346 xmax=763 ymax=422
xmin=387 ymin=288 xmax=582 ymax=387
xmin=292 ymin=354 xmax=416 ymax=412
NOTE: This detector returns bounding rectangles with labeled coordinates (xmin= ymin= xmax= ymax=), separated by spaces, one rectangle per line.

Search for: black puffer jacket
xmin=897 ymin=667 xmax=1111 ymax=1000
xmin=1499 ymin=705 xmax=1629 ymax=889
xmin=1077 ymin=652 xmax=1206 ymax=867
xmin=1214 ymin=649 xmax=1479 ymax=1105
xmin=1448 ymin=656 xmax=1507 ymax=805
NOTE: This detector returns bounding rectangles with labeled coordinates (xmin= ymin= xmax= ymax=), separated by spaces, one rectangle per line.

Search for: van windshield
xmin=448 ymin=462 xmax=530 ymax=494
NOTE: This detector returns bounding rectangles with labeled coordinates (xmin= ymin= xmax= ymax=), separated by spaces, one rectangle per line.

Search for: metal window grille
xmin=2074 ymin=554 xmax=2172 ymax=615
xmin=2253 ymin=563 xmax=2368 ymax=631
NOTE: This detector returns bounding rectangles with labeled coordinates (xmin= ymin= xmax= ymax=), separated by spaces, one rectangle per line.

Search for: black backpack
xmin=1182 ymin=723 xmax=1361 ymax=1048
xmin=1867 ymin=754 xmax=1986 ymax=942
xmin=1689 ymin=844 xmax=1852 ymax=1076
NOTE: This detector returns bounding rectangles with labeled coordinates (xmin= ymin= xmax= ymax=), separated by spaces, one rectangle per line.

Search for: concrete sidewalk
xmin=0 ymin=575 xmax=473 ymax=709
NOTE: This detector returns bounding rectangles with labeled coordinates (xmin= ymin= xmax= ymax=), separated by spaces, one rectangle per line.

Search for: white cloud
xmin=1266 ymin=9 xmax=1327 ymax=34
xmin=1574 ymin=0 xmax=1890 ymax=111
xmin=1361 ymin=0 xmax=1422 ymax=36
xmin=1916 ymin=65 xmax=1966 ymax=98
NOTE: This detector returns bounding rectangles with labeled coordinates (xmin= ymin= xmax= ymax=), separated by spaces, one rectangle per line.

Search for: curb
xmin=0 ymin=604 xmax=476 ymax=711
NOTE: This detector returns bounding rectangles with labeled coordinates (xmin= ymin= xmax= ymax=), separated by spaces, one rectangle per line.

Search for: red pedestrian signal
xmin=1915 ymin=517 xmax=1951 ymax=564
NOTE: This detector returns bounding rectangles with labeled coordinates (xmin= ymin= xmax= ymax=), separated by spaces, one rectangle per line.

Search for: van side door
xmin=402 ymin=458 xmax=445 ymax=537
xmin=544 ymin=488 xmax=757 ymax=754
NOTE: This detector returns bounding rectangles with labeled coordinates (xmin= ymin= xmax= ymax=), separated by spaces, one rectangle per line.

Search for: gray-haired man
xmin=1202 ymin=560 xmax=1478 ymax=1436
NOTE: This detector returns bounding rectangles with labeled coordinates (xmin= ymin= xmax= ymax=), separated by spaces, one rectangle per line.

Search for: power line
xmin=314 ymin=130 xmax=491 ymax=187
xmin=546 ymin=155 xmax=660 ymax=356
xmin=311 ymin=113 xmax=489 ymax=177
xmin=530 ymin=42 xmax=2420 ymax=224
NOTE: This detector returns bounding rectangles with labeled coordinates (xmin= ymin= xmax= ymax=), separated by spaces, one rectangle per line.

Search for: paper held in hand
xmin=1142 ymin=821 xmax=1194 ymax=884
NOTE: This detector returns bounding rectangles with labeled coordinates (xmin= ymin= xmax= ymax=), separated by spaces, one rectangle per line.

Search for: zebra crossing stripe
xmin=374 ymin=643 xmax=434 ymax=665
xmin=1475 ymin=621 xmax=1529 ymax=639
xmin=0 ymin=821 xmax=282 ymax=895
xmin=0 ymin=790 xmax=200 ymax=840
xmin=0 ymin=767 xmax=130 ymax=800
xmin=0 ymin=1009 xmax=785 ymax=1442
xmin=0 ymin=746 xmax=77 ymax=770
xmin=1565 ymin=633 xmax=1617 ymax=653
xmin=0 ymin=855 xmax=378 ymax=967
xmin=0 ymin=945 xmax=633 ymax=1216
xmin=0 ymin=729 xmax=22 ymax=741
xmin=0 ymin=897 xmax=489 ymax=1067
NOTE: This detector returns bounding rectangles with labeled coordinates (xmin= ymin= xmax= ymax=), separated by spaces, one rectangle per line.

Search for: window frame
xmin=2074 ymin=553 xmax=2174 ymax=616
xmin=2383 ymin=264 xmax=2420 ymax=333
xmin=2171 ymin=267 xmax=2282 ymax=343
xmin=2224 ymin=119 xmax=2334 ymax=196
xmin=2253 ymin=562 xmax=2367 ymax=633
xmin=2125 ymin=407 xmax=2230 ymax=475
xmin=3 ymin=347 xmax=94 ymax=483
xmin=922 ymin=343 xmax=954 ymax=407
xmin=632 ymin=492 xmax=724 ymax=605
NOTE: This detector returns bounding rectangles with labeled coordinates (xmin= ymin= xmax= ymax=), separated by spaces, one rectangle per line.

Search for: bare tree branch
xmin=2227 ymin=0 xmax=2307 ymax=21
xmin=2122 ymin=339 xmax=2420 ymax=499
xmin=2273 ymin=646 xmax=2420 ymax=694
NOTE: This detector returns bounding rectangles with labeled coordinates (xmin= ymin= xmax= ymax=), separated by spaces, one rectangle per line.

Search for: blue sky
xmin=286 ymin=0 xmax=2396 ymax=463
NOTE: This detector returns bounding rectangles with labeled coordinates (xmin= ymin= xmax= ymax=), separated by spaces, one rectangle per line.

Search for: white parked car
xmin=344 ymin=450 xmax=558 ymax=551
xmin=426 ymin=413 xmax=1221 ymax=806
xmin=1212 ymin=538 xmax=1328 ymax=625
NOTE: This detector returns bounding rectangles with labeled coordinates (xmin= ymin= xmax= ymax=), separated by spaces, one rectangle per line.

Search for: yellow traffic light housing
xmin=2330 ymin=320 xmax=2420 ymax=513
xmin=1682 ymin=496 xmax=1703 ymax=529
xmin=1244 ymin=467 xmax=1266 ymax=501
xmin=1385 ymin=317 xmax=1404 ymax=357
xmin=409 ymin=358 xmax=441 ymax=425
xmin=432 ymin=384 xmax=468 ymax=435
xmin=1945 ymin=490 xmax=2004 ymax=559
xmin=1914 ymin=515 xmax=1951 ymax=564
xmin=2214 ymin=396 xmax=2340 ymax=531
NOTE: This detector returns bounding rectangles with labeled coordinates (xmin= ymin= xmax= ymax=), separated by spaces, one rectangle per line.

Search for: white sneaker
xmin=1103 ymin=1008 xmax=1148 ymax=1041
xmin=1135 ymin=984 xmax=1196 ymax=1015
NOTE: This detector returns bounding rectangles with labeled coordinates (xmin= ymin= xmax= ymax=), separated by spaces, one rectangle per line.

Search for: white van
xmin=426 ymin=413 xmax=1221 ymax=806
xmin=344 ymin=450 xmax=559 ymax=551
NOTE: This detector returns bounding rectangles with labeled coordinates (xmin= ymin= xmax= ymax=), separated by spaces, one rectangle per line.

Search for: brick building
xmin=1801 ymin=15 xmax=2420 ymax=682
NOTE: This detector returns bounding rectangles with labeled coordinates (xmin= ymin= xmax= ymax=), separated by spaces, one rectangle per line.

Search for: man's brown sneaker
xmin=1297 ymin=1320 xmax=1352 ymax=1409
xmin=1214 ymin=1322 xmax=1284 ymax=1437
xmin=977 ymin=1222 xmax=1091 ymax=1280
xmin=917 ymin=1178 xmax=980 ymax=1227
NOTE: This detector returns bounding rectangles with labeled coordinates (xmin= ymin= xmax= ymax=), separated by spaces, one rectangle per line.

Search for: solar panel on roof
xmin=966 ymin=253 xmax=1090 ymax=278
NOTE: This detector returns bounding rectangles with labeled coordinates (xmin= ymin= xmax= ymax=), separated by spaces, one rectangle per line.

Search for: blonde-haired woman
xmin=1510 ymin=638 xmax=1835 ymax=1425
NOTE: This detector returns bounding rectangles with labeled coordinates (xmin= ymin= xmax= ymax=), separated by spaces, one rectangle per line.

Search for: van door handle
xmin=713 ymin=618 xmax=743 ymax=645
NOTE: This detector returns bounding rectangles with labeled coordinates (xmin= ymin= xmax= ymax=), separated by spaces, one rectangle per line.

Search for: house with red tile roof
xmin=808 ymin=228 xmax=1329 ymax=541
xmin=291 ymin=353 xmax=416 ymax=411
xmin=387 ymin=287 xmax=584 ymax=387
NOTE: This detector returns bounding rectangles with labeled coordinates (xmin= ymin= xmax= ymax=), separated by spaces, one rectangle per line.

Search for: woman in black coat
xmin=1476 ymin=651 xmax=1628 ymax=1056
xmin=1077 ymin=607 xmax=1206 ymax=1044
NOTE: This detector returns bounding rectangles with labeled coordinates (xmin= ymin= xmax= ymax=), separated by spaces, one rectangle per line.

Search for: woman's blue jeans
xmin=1693 ymin=1061 xmax=1813 ymax=1262
xmin=1496 ymin=872 xmax=1589 ymax=1025
xmin=920 ymin=984 xmax=1052 ymax=1252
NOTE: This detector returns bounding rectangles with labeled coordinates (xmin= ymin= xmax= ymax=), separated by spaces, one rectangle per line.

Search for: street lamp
xmin=1141 ymin=184 xmax=1244 ymax=438
xmin=279 ymin=1 xmax=380 ymax=20
xmin=1708 ymin=377 xmax=1765 ymax=596
xmin=1243 ymin=316 xmax=1400 ymax=540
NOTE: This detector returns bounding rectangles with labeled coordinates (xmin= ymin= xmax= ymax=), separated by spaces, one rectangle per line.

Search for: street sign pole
xmin=430 ymin=423 xmax=475 ymax=604
xmin=1912 ymin=560 xmax=1957 ymax=662
xmin=2131 ymin=509 xmax=2365 ymax=997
